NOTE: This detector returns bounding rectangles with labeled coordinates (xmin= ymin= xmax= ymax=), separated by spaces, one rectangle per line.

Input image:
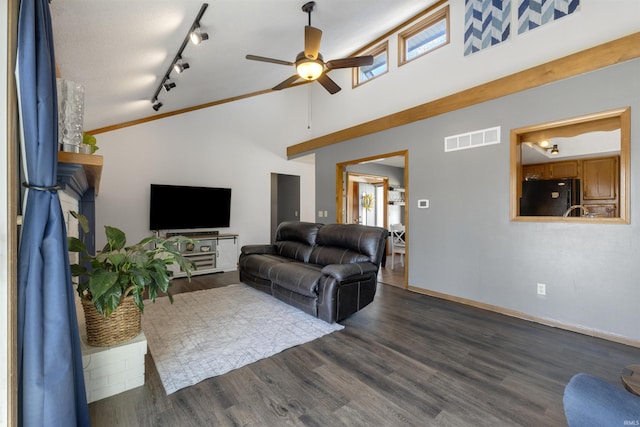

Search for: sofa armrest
xmin=241 ymin=244 xmax=277 ymax=255
xmin=321 ymin=262 xmax=377 ymax=282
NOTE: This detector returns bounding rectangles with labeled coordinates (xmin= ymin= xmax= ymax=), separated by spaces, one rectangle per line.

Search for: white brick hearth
xmin=76 ymin=299 xmax=147 ymax=403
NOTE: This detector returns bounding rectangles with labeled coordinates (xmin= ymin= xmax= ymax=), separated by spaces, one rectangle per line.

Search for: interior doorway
xmin=346 ymin=173 xmax=388 ymax=227
xmin=336 ymin=150 xmax=408 ymax=289
xmin=270 ymin=173 xmax=300 ymax=244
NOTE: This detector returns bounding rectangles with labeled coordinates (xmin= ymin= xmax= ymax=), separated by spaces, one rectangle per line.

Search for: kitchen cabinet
xmin=522 ymin=160 xmax=579 ymax=181
xmin=521 ymin=155 xmax=620 ymax=218
xmin=522 ymin=164 xmax=546 ymax=181
xmin=582 ymin=156 xmax=618 ymax=218
xmin=547 ymin=160 xmax=579 ymax=179
xmin=583 ymin=157 xmax=617 ymax=200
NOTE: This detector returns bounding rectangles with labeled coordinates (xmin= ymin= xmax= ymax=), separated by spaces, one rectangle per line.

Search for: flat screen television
xmin=149 ymin=184 xmax=231 ymax=231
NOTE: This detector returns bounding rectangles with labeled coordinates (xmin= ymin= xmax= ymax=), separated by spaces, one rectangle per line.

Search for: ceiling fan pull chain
xmin=308 ymin=85 xmax=313 ymax=130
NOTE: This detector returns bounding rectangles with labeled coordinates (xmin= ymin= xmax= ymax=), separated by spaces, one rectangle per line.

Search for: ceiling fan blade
xmin=272 ymin=75 xmax=301 ymax=91
xmin=246 ymin=54 xmax=294 ymax=66
xmin=326 ymin=55 xmax=374 ymax=70
xmin=317 ymin=73 xmax=341 ymax=94
xmin=304 ymin=26 xmax=322 ymax=60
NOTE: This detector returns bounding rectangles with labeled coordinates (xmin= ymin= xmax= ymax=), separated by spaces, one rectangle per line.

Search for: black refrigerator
xmin=520 ymin=179 xmax=581 ymax=216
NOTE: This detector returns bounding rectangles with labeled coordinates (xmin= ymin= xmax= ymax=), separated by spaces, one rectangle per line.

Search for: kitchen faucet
xmin=563 ymin=204 xmax=590 ymax=218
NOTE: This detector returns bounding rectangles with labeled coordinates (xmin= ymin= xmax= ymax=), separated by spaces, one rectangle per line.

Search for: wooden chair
xmin=389 ymin=224 xmax=405 ymax=269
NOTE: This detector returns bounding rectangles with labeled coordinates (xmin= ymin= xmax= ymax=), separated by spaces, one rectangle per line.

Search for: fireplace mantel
xmin=57 ymin=152 xmax=103 ymax=197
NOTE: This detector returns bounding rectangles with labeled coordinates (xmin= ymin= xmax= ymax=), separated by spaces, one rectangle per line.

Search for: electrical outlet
xmin=537 ymin=283 xmax=546 ymax=296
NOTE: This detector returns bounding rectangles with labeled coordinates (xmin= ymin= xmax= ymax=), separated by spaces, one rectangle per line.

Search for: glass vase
xmin=56 ymin=79 xmax=85 ymax=152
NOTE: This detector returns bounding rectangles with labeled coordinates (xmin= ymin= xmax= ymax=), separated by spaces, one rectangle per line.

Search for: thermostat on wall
xmin=417 ymin=199 xmax=429 ymax=209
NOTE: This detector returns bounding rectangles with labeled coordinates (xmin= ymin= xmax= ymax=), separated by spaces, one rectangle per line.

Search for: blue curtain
xmin=16 ymin=0 xmax=90 ymax=425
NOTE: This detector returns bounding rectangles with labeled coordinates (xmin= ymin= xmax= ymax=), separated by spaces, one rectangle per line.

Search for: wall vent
xmin=444 ymin=126 xmax=500 ymax=152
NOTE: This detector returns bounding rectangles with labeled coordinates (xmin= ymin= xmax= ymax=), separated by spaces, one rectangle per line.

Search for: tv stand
xmin=169 ymin=232 xmax=238 ymax=277
xmin=167 ymin=230 xmax=219 ymax=237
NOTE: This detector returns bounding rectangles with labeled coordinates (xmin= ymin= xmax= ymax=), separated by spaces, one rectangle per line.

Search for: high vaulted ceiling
xmin=50 ymin=0 xmax=437 ymax=132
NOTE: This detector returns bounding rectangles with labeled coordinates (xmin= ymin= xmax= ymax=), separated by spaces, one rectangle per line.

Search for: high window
xmin=398 ymin=5 xmax=449 ymax=66
xmin=353 ymin=41 xmax=389 ymax=88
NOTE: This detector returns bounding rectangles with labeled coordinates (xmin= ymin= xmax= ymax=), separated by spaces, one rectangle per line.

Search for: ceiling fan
xmin=246 ymin=1 xmax=374 ymax=94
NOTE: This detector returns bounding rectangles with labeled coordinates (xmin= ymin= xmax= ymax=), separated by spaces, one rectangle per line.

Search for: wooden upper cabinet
xmin=583 ymin=156 xmax=617 ymax=200
xmin=547 ymin=160 xmax=579 ymax=179
xmin=522 ymin=164 xmax=545 ymax=180
xmin=522 ymin=160 xmax=579 ymax=181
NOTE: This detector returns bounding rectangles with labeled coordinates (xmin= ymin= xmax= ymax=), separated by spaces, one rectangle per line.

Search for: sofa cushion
xmin=275 ymin=241 xmax=314 ymax=263
xmin=268 ymin=262 xmax=324 ymax=297
xmin=276 ymin=221 xmax=321 ymax=246
xmin=241 ymin=244 xmax=277 ymax=256
xmin=309 ymin=246 xmax=370 ymax=266
xmin=316 ymin=223 xmax=387 ymax=265
xmin=239 ymin=253 xmax=292 ymax=279
xmin=273 ymin=221 xmax=323 ymax=262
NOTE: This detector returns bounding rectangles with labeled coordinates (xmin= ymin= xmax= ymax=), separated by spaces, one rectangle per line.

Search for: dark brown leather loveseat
xmin=238 ymin=221 xmax=387 ymax=323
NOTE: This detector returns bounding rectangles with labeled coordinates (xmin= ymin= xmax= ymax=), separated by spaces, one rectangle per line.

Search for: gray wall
xmin=346 ymin=163 xmax=404 ymax=187
xmin=312 ymin=59 xmax=640 ymax=341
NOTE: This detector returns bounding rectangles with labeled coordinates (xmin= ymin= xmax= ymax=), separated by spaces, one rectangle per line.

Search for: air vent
xmin=444 ymin=126 xmax=500 ymax=152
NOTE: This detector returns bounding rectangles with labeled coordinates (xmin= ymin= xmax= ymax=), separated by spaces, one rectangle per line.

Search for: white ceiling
xmin=50 ymin=0 xmax=437 ymax=131
xmin=521 ymin=130 xmax=621 ymax=165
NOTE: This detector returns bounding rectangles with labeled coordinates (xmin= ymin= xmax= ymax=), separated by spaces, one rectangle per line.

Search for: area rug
xmin=141 ymin=283 xmax=344 ymax=394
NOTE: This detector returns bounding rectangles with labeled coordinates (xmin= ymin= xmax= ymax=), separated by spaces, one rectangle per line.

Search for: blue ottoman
xmin=564 ymin=373 xmax=640 ymax=426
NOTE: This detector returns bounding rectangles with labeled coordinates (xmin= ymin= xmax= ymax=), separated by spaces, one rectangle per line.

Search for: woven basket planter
xmin=81 ymin=295 xmax=141 ymax=347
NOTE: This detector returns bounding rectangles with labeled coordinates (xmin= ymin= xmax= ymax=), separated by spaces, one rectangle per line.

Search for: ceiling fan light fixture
xmin=190 ymin=26 xmax=209 ymax=45
xmin=296 ymin=52 xmax=323 ymax=81
xmin=550 ymin=144 xmax=559 ymax=155
xmin=297 ymin=60 xmax=323 ymax=80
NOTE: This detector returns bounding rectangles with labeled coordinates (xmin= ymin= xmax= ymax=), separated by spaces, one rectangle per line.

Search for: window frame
xmin=352 ymin=41 xmax=389 ymax=88
xmin=398 ymin=5 xmax=450 ymax=67
xmin=510 ymin=107 xmax=630 ymax=224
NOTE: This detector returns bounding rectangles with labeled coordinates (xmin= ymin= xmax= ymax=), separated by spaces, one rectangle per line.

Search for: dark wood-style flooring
xmin=88 ymin=269 xmax=640 ymax=426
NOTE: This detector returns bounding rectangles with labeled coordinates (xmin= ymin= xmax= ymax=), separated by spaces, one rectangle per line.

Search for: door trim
xmin=336 ymin=150 xmax=408 ymax=289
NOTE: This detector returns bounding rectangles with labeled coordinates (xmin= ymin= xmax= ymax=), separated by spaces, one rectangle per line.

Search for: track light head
xmin=163 ymin=81 xmax=176 ymax=92
xmin=173 ymin=58 xmax=190 ymax=74
xmin=190 ymin=26 xmax=209 ymax=45
xmin=152 ymin=101 xmax=163 ymax=111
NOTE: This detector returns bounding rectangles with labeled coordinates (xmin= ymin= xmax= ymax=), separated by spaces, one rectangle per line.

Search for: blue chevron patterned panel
xmin=518 ymin=0 xmax=580 ymax=34
xmin=464 ymin=0 xmax=511 ymax=56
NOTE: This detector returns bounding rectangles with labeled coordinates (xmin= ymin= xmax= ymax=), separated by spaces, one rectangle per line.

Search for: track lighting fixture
xmin=149 ymin=3 xmax=209 ymax=110
xmin=173 ymin=58 xmax=190 ymax=74
xmin=190 ymin=25 xmax=209 ymax=45
xmin=163 ymin=81 xmax=176 ymax=92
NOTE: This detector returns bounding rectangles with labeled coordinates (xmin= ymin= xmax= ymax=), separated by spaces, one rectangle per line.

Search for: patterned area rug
xmin=141 ymin=283 xmax=344 ymax=394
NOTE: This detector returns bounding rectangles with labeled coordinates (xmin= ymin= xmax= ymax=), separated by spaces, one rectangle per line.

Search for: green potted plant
xmin=80 ymin=132 xmax=99 ymax=154
xmin=68 ymin=213 xmax=194 ymax=346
